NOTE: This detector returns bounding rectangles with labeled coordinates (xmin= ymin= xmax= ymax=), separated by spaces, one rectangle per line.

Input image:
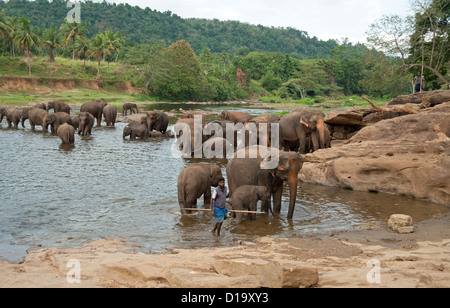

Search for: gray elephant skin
xmin=279 ymin=110 xmax=326 ymax=154
xmin=122 ymin=103 xmax=138 ymax=116
xmin=226 ymin=146 xmax=303 ymax=219
xmin=47 ymin=100 xmax=71 ymax=114
xmin=28 ymin=108 xmax=48 ymax=131
xmin=103 ymin=105 xmax=118 ymax=127
xmin=229 ymin=185 xmax=271 ymax=224
xmin=80 ymin=101 xmax=107 ymax=127
xmin=43 ymin=112 xmax=72 ymax=134
xmin=57 ymin=123 xmax=75 ymax=145
xmin=177 ymin=164 xmax=223 ymax=214
xmin=147 ymin=111 xmax=169 ymax=133
xmin=78 ymin=112 xmax=95 ymax=137
xmin=123 ymin=123 xmax=149 ymax=140
xmin=0 ymin=107 xmax=21 ymax=128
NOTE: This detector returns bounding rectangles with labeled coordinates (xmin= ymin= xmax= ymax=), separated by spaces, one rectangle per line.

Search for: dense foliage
xmin=1 ymin=0 xmax=446 ymax=102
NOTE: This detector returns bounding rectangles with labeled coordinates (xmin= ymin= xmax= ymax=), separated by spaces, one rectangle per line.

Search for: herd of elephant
xmin=176 ymin=109 xmax=332 ymax=222
xmin=0 ymin=101 xmax=175 ymax=145
xmin=1 ymin=100 xmax=331 ymax=222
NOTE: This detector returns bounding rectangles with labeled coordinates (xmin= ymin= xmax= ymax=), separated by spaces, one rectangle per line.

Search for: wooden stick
xmin=183 ymin=208 xmax=262 ymax=214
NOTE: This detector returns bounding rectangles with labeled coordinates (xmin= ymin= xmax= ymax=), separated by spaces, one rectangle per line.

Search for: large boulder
xmin=386 ymin=90 xmax=450 ymax=107
xmin=299 ymin=107 xmax=450 ymax=205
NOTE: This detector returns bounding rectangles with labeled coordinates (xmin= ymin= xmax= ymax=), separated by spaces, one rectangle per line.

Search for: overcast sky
xmin=106 ymin=0 xmax=413 ymax=43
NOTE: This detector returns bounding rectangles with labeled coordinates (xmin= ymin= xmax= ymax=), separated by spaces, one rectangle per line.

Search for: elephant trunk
xmin=287 ymin=171 xmax=298 ymax=220
xmin=316 ymin=119 xmax=325 ymax=149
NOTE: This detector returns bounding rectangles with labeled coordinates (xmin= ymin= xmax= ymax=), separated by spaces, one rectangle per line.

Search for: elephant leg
xmin=249 ymin=199 xmax=258 ymax=220
xmin=272 ymin=185 xmax=283 ymax=214
xmin=203 ymin=188 xmax=212 ymax=206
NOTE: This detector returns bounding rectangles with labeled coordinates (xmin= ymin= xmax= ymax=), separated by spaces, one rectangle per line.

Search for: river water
xmin=0 ymin=105 xmax=448 ymax=262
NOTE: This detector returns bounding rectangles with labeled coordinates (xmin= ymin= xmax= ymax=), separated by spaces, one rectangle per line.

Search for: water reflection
xmin=0 ymin=118 xmax=448 ymax=262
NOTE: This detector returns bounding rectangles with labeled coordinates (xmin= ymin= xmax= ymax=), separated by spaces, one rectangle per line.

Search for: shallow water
xmin=0 ymin=115 xmax=448 ymax=262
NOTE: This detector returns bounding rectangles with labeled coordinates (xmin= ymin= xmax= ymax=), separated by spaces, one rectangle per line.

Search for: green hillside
xmin=0 ymin=0 xmax=338 ymax=58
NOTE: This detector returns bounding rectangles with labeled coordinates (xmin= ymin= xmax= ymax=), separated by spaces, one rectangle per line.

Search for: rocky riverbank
xmin=0 ymin=213 xmax=449 ymax=288
xmin=300 ymin=101 xmax=450 ymax=206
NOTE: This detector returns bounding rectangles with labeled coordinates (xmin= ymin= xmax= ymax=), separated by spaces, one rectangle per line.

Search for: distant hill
xmin=0 ymin=0 xmax=339 ymax=58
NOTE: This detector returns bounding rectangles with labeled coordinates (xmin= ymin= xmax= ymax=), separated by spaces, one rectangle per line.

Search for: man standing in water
xmin=211 ymin=177 xmax=228 ymax=238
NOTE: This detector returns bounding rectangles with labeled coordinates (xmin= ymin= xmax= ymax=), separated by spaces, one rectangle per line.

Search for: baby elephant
xmin=229 ymin=185 xmax=271 ymax=224
xmin=57 ymin=123 xmax=75 ymax=145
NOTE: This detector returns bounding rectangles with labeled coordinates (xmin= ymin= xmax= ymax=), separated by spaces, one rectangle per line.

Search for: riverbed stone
xmin=388 ymin=214 xmax=414 ymax=233
xmin=281 ymin=264 xmax=319 ymax=288
xmin=165 ymin=268 xmax=259 ymax=288
xmin=213 ymin=258 xmax=283 ymax=288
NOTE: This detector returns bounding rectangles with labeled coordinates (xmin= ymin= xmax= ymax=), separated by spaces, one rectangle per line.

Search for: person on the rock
xmin=210 ymin=177 xmax=228 ymax=238
xmin=413 ymin=72 xmax=425 ymax=93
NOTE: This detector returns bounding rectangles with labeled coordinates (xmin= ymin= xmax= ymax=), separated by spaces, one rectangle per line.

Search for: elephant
xmin=177 ymin=164 xmax=223 ymax=214
xmin=226 ymin=146 xmax=303 ymax=219
xmin=204 ymin=119 xmax=238 ymax=149
xmin=78 ymin=112 xmax=95 ymax=137
xmin=103 ymin=104 xmax=118 ymax=127
xmin=0 ymin=107 xmax=21 ymax=128
xmin=28 ymin=108 xmax=48 ymax=131
xmin=47 ymin=100 xmax=71 ymax=114
xmin=229 ymin=185 xmax=271 ymax=224
xmin=279 ymin=109 xmax=326 ymax=154
xmin=304 ymin=125 xmax=331 ymax=153
xmin=202 ymin=137 xmax=234 ymax=159
xmin=70 ymin=117 xmax=79 ymax=130
xmin=220 ymin=111 xmax=254 ymax=124
xmin=122 ymin=102 xmax=138 ymax=116
xmin=123 ymin=123 xmax=149 ymax=140
xmin=43 ymin=112 xmax=72 ymax=134
xmin=20 ymin=107 xmax=31 ymax=128
xmin=57 ymin=123 xmax=75 ymax=145
xmin=34 ymin=102 xmax=47 ymax=110
xmin=174 ymin=118 xmax=208 ymax=156
xmin=243 ymin=115 xmax=280 ymax=148
xmin=146 ymin=111 xmax=169 ymax=133
xmin=80 ymin=100 xmax=108 ymax=127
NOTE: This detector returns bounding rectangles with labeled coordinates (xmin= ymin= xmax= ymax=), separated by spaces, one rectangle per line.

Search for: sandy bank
xmin=1 ymin=213 xmax=449 ymax=288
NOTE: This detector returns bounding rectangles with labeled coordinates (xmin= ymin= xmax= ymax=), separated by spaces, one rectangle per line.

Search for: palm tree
xmin=42 ymin=27 xmax=62 ymax=63
xmin=60 ymin=20 xmax=87 ymax=72
xmin=74 ymin=38 xmax=90 ymax=72
xmin=89 ymin=34 xmax=105 ymax=79
xmin=13 ymin=17 xmax=40 ymax=76
xmin=102 ymin=30 xmax=123 ymax=79
xmin=0 ymin=10 xmax=12 ymax=56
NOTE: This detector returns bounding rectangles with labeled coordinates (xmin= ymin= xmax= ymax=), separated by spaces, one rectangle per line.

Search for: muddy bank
xmin=0 ymin=213 xmax=448 ymax=288
xmin=0 ymin=76 xmax=138 ymax=94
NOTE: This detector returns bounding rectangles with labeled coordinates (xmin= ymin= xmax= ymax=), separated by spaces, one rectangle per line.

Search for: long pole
xmin=183 ymin=208 xmax=262 ymax=214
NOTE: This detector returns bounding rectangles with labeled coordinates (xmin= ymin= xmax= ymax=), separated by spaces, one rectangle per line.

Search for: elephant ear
xmin=299 ymin=118 xmax=309 ymax=127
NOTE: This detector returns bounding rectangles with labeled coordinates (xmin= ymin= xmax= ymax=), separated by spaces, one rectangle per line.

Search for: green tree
xmin=41 ymin=27 xmax=62 ymax=63
xmin=88 ymin=34 xmax=105 ymax=79
xmin=60 ymin=20 xmax=88 ymax=72
xmin=102 ymin=30 xmax=123 ymax=78
xmin=13 ymin=17 xmax=40 ymax=76
xmin=367 ymin=0 xmax=449 ymax=88
xmin=74 ymin=38 xmax=90 ymax=72
xmin=162 ymin=40 xmax=206 ymax=100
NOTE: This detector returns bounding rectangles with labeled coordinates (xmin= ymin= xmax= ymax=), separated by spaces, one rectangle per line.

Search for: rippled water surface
xmin=0 ymin=114 xmax=448 ymax=261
